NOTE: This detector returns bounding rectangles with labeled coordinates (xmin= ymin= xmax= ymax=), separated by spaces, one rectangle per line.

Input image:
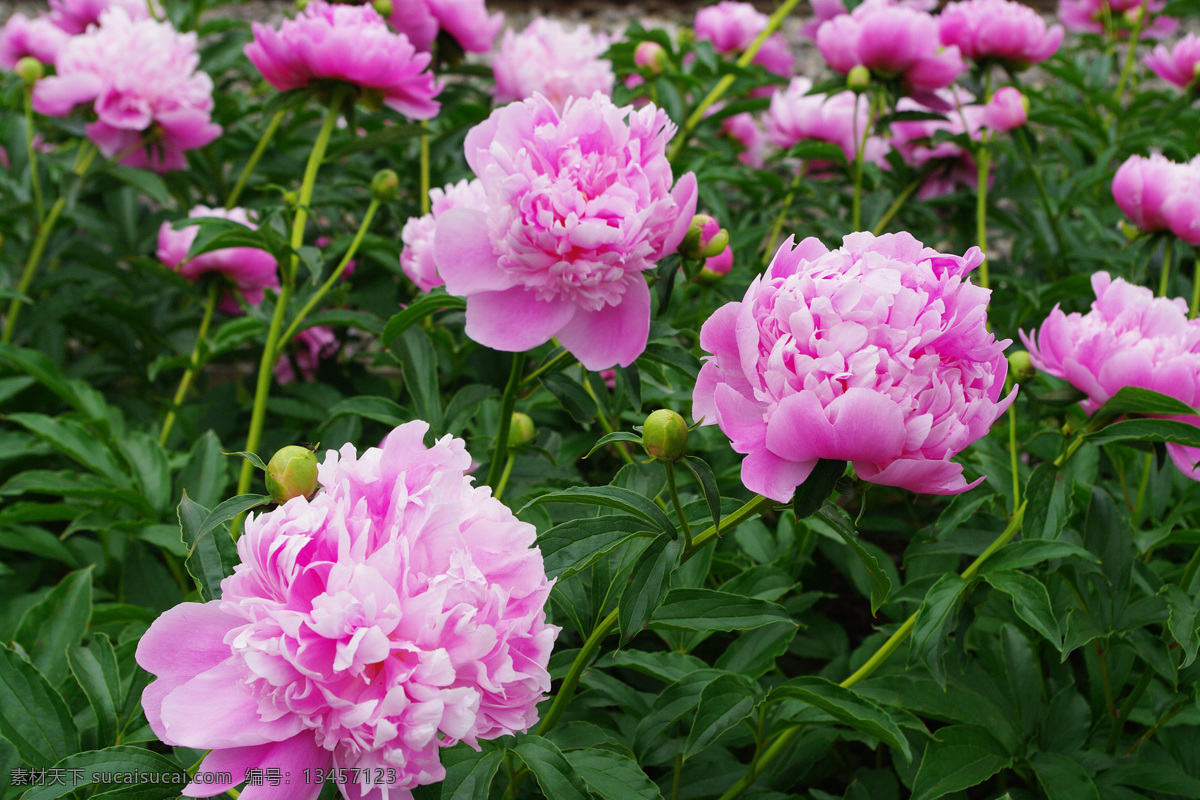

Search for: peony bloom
xmin=433 ymin=93 xmax=698 ymax=370
xmin=1021 ymin=272 xmax=1200 ymax=479
xmin=1111 ymin=153 xmax=1190 ymax=234
xmin=492 ymin=19 xmax=614 ymax=113
xmin=31 ymin=8 xmax=220 ymax=172
xmin=1058 ymin=0 xmax=1178 ymax=39
xmin=816 ymin=2 xmax=964 ymax=96
xmin=694 ymin=1 xmax=794 ymax=77
xmin=0 ymin=14 xmax=70 ymax=69
xmin=721 ymin=110 xmax=771 ymax=168
xmin=46 ymin=0 xmax=153 ymax=34
xmin=1160 ymin=159 xmax=1200 ymax=245
xmin=158 ymin=206 xmax=279 ymax=313
xmin=766 ymin=76 xmax=889 ymax=168
xmin=694 ymin=232 xmax=1014 ymax=501
xmin=938 ymin=0 xmax=1064 ymax=67
xmin=245 ymin=0 xmax=440 ymax=120
xmin=386 ymin=0 xmax=504 ymax=54
xmin=275 ymin=326 xmax=339 ymax=384
xmin=136 ymin=421 xmax=558 ymax=798
xmin=402 ymin=180 xmax=488 ymax=291
xmin=1146 ymin=33 xmax=1200 ymax=89
xmin=982 ymin=86 xmax=1028 ymax=131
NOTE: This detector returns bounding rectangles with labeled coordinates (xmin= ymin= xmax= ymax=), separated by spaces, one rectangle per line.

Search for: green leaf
xmin=684 ymin=673 xmax=759 ymax=758
xmin=510 ymin=736 xmax=590 ymax=800
xmin=7 ymin=413 xmax=124 ymax=479
xmin=982 ymin=571 xmax=1063 ymax=650
xmin=381 ymin=292 xmax=466 ymax=346
xmin=0 ymin=471 xmax=154 ymax=517
xmin=770 ymin=677 xmax=912 ymax=762
xmin=67 ymin=634 xmax=121 ymax=748
xmin=119 ymin=433 xmax=171 ymax=518
xmin=325 ymin=396 xmax=408 ymax=427
xmin=106 ymin=166 xmax=171 ymax=205
xmin=182 ymin=217 xmax=277 ymax=262
xmin=223 ymin=449 xmax=268 ymax=472
xmin=0 ymin=344 xmax=107 ymax=419
xmin=0 ymin=645 xmax=78 ymax=766
xmin=633 ymin=669 xmax=725 ymax=755
xmin=598 ymin=650 xmax=708 ymax=684
xmin=1029 ymin=752 xmax=1101 ymax=800
xmin=680 ymin=455 xmax=722 ymax=537
xmin=1161 ymin=584 xmax=1200 ymax=667
xmin=18 ymin=747 xmax=187 ymax=800
xmin=539 ymin=515 xmax=655 ymax=579
xmin=1022 ymin=463 xmax=1071 ymax=540
xmin=295 ymin=308 xmax=385 ymax=336
xmin=1087 ymin=386 xmax=1197 ymax=428
xmin=523 ymin=486 xmax=676 ymax=539
xmin=648 ymin=588 xmax=793 ymax=632
xmin=978 ymin=540 xmax=1099 ymax=573
xmin=792 ymin=460 xmax=846 ymax=520
xmin=393 ymin=327 xmax=442 ymax=430
xmin=13 ymin=566 xmax=94 ymax=685
xmin=584 ymin=432 xmax=644 ymax=459
xmin=194 ymin=494 xmax=271 ymax=547
xmin=430 ymin=747 xmax=504 ymax=800
xmin=324 ymin=123 xmax=425 ymax=159
xmin=542 ymin=373 xmax=598 ymax=425
xmin=619 ymin=534 xmax=683 ymax=642
xmin=909 ymin=574 xmax=971 ymax=687
xmin=177 ymin=493 xmax=237 ymax=601
xmin=714 ymin=621 xmax=798 ymax=678
xmin=910 ymin=725 xmax=1012 ymax=800
xmin=816 ymin=503 xmax=892 ymax=613
xmin=1084 ymin=418 xmax=1200 ymax=448
xmin=566 ymin=748 xmax=663 ymax=800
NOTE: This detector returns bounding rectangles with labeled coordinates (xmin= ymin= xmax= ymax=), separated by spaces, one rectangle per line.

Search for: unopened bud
xmin=265 ymin=445 xmax=319 ymax=504
xmin=642 ymin=409 xmax=689 ymax=462
xmin=1124 ymin=4 xmax=1145 ymax=24
xmin=283 ymin=189 xmax=299 ymax=208
xmin=1008 ymin=350 xmax=1034 ymax=379
xmin=1120 ymin=220 xmax=1140 ymax=240
xmin=508 ymin=412 xmax=536 ymax=448
xmin=847 ymin=65 xmax=871 ymax=91
xmin=680 ymin=214 xmax=730 ymax=260
xmin=295 ymin=0 xmax=309 ymax=10
xmin=371 ymin=169 xmax=399 ymax=202
xmin=15 ymin=57 xmax=44 ymax=85
xmin=634 ymin=41 xmax=668 ymax=75
xmin=698 ymin=247 xmax=733 ymax=283
xmin=373 ymin=0 xmax=394 ymax=17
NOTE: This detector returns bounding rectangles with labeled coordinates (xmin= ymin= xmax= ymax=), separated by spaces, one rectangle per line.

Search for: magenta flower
xmin=694 ymin=232 xmax=1014 ymax=501
xmin=386 ymin=0 xmax=504 ymax=54
xmin=492 ymin=18 xmax=614 ymax=113
xmin=47 ymin=0 xmax=152 ymax=34
xmin=433 ymin=93 xmax=698 ymax=370
xmin=938 ymin=0 xmax=1064 ymax=67
xmin=1058 ymin=0 xmax=1178 ymax=38
xmin=136 ymin=421 xmax=558 ymax=798
xmin=401 ymin=178 xmax=488 ymax=292
xmin=1146 ymin=33 xmax=1200 ymax=89
xmin=766 ymin=76 xmax=889 ymax=168
xmin=705 ymin=247 xmax=734 ymax=276
xmin=982 ymin=86 xmax=1028 ymax=131
xmin=721 ymin=110 xmax=771 ymax=169
xmin=245 ymin=0 xmax=440 ymax=120
xmin=1160 ymin=161 xmax=1200 ymax=245
xmin=1112 ymin=153 xmax=1189 ymax=235
xmin=157 ymin=206 xmax=279 ymax=313
xmin=694 ymin=1 xmax=794 ymax=77
xmin=275 ymin=326 xmax=338 ymax=384
xmin=817 ymin=2 xmax=964 ymax=95
xmin=1021 ymin=272 xmax=1200 ymax=480
xmin=0 ymin=14 xmax=70 ymax=69
xmin=31 ymin=8 xmax=220 ymax=172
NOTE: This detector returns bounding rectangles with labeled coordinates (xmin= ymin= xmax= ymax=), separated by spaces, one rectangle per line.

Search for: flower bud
xmin=370 ymin=169 xmax=400 ymax=202
xmin=265 ymin=445 xmax=319 ymax=503
xmin=1008 ymin=349 xmax=1034 ymax=379
xmin=1120 ymin=220 xmax=1140 ymax=240
xmin=982 ymin=87 xmax=1027 ymax=132
xmin=642 ymin=409 xmax=689 ymax=461
xmin=15 ymin=57 xmax=44 ymax=85
xmin=847 ymin=65 xmax=871 ymax=91
xmin=680 ymin=214 xmax=730 ymax=260
xmin=698 ymin=247 xmax=733 ymax=283
xmin=283 ymin=189 xmax=299 ymax=208
xmin=373 ymin=0 xmax=394 ymax=17
xmin=1124 ymin=4 xmax=1145 ymax=25
xmin=634 ymin=41 xmax=667 ymax=75
xmin=507 ymin=412 xmax=536 ymax=448
xmin=295 ymin=0 xmax=309 ymax=10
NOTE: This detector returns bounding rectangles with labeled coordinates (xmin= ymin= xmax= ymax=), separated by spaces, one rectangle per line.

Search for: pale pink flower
xmin=1111 ymin=153 xmax=1189 ymax=234
xmin=157 ymin=206 xmax=279 ymax=313
xmin=31 ymin=8 xmax=220 ymax=172
xmin=1058 ymin=0 xmax=1178 ymax=39
xmin=1021 ymin=272 xmax=1200 ymax=479
xmin=0 ymin=13 xmax=70 ymax=69
xmin=386 ymin=0 xmax=504 ymax=54
xmin=433 ymin=93 xmax=698 ymax=370
xmin=694 ymin=232 xmax=1014 ymax=501
xmin=801 ymin=0 xmax=938 ymax=40
xmin=136 ymin=421 xmax=558 ymax=798
xmin=402 ymin=179 xmax=489 ymax=292
xmin=1146 ymin=33 xmax=1200 ymax=88
xmin=245 ymin=0 xmax=440 ymax=120
xmin=721 ymin=110 xmax=771 ymax=168
xmin=938 ymin=0 xmax=1064 ymax=66
xmin=1160 ymin=159 xmax=1200 ymax=245
xmin=982 ymin=86 xmax=1028 ymax=130
xmin=766 ymin=76 xmax=889 ymax=168
xmin=275 ymin=326 xmax=338 ymax=384
xmin=47 ymin=0 xmax=152 ymax=34
xmin=492 ymin=18 xmax=614 ymax=113
xmin=694 ymin=1 xmax=794 ymax=77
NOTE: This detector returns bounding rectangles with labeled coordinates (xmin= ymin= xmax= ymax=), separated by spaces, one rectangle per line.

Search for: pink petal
xmin=660 ymin=172 xmax=698 ymax=257
xmin=433 ymin=208 xmax=515 ymax=295
xmin=159 ymin=660 xmax=304 ymax=748
xmin=464 ymin=286 xmax=576 ymax=352
xmin=555 ymin=277 xmax=651 ymax=370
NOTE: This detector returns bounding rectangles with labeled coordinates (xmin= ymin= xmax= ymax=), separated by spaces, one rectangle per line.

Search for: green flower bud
xmin=1008 ymin=350 xmax=1034 ymax=379
xmin=508 ymin=412 xmax=536 ymax=448
xmin=283 ymin=189 xmax=299 ymax=208
xmin=847 ymin=65 xmax=871 ymax=91
xmin=295 ymin=0 xmax=309 ymax=10
xmin=1119 ymin=220 xmax=1140 ymax=241
xmin=634 ymin=41 xmax=668 ymax=75
xmin=15 ymin=57 xmax=44 ymax=85
xmin=680 ymin=214 xmax=730 ymax=260
xmin=265 ymin=445 xmax=319 ymax=504
xmin=371 ymin=169 xmax=400 ymax=202
xmin=373 ymin=0 xmax=394 ymax=17
xmin=642 ymin=409 xmax=689 ymax=461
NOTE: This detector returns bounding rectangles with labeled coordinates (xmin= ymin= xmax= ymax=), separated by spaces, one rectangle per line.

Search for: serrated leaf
xmin=67 ymin=634 xmax=121 ymax=748
xmin=567 ymin=748 xmax=663 ymax=800
xmin=684 ymin=674 xmax=759 ymax=758
xmin=619 ymin=534 xmax=683 ymax=641
xmin=523 ymin=486 xmax=676 ymax=539
xmin=19 ymin=747 xmax=187 ymax=800
xmin=13 ymin=566 xmax=94 ymax=685
xmin=910 ymin=725 xmax=1012 ymax=800
xmin=816 ymin=503 xmax=892 ymax=613
xmin=542 ymin=372 xmax=598 ymax=425
xmin=381 ymin=292 xmax=466 ymax=346
xmin=648 ymin=588 xmax=792 ymax=632
xmin=510 ymin=736 xmax=590 ymax=800
xmin=0 ymin=645 xmax=78 ymax=766
xmin=770 ymin=677 xmax=912 ymax=762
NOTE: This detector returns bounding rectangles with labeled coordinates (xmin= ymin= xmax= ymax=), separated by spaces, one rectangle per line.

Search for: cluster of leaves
xmin=1 ymin=2 xmax=1200 ymax=800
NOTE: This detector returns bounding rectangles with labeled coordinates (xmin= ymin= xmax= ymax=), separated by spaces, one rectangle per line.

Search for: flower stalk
xmin=159 ymin=281 xmax=220 ymax=446
xmin=226 ymin=109 xmax=285 ymax=210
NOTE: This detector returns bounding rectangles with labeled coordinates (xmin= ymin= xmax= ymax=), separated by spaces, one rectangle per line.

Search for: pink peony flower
xmin=801 ymin=0 xmax=938 ymax=40
xmin=766 ymin=76 xmax=889 ymax=168
xmin=46 ymin=0 xmax=152 ymax=34
xmin=1058 ymin=0 xmax=1178 ymax=39
xmin=157 ymin=206 xmax=279 ymax=313
xmin=0 ymin=13 xmax=70 ymax=69
xmin=1111 ymin=153 xmax=1190 ymax=234
xmin=1160 ymin=160 xmax=1200 ymax=245
xmin=982 ymin=86 xmax=1028 ymax=130
xmin=275 ymin=326 xmax=339 ymax=384
xmin=816 ymin=2 xmax=964 ymax=95
xmin=31 ymin=8 xmax=220 ymax=172
xmin=1146 ymin=33 xmax=1200 ymax=89
xmin=386 ymin=0 xmax=504 ymax=54
xmin=1021 ymin=272 xmax=1200 ymax=479
xmin=401 ymin=179 xmax=489 ymax=292
xmin=492 ymin=19 xmax=614 ymax=113
xmin=721 ymin=110 xmax=771 ymax=168
xmin=938 ymin=0 xmax=1064 ymax=66
xmin=694 ymin=1 xmax=794 ymax=77
xmin=694 ymin=232 xmax=1014 ymax=501
xmin=433 ymin=93 xmax=697 ymax=370
xmin=136 ymin=421 xmax=558 ymax=798
xmin=245 ymin=0 xmax=440 ymax=120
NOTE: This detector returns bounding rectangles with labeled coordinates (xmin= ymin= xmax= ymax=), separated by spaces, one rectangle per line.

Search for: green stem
xmin=226 ymin=109 xmax=285 ymax=210
xmin=420 ymin=121 xmax=431 ymax=215
xmin=521 ymin=348 xmax=576 ymax=389
xmin=1096 ymin=640 xmax=1117 ymax=719
xmin=582 ymin=375 xmax=636 ymax=467
xmin=871 ymin=174 xmax=923 ymax=236
xmin=160 ymin=281 xmax=220 ymax=446
xmin=24 ymin=90 xmax=43 ymax=223
xmin=494 ymin=453 xmax=517 ymax=502
xmin=1180 ymin=542 xmax=1200 ymax=592
xmin=236 ymin=95 xmax=343 ymax=500
xmin=685 ymin=493 xmax=776 ymax=559
xmin=486 ymin=352 xmax=527 ymax=490
xmin=1133 ymin=452 xmax=1153 ymax=524
xmin=1014 ymin=127 xmax=1067 ymax=263
xmin=764 ymin=164 xmax=806 ymax=263
xmin=1106 ymin=665 xmax=1154 ymax=752
xmin=1125 ymin=703 xmax=1187 ymax=754
xmin=852 ymin=93 xmax=879 ymax=232
xmin=1158 ymin=239 xmax=1173 ymax=298
xmin=667 ymin=0 xmax=803 ymax=163
xmin=3 ymin=142 xmax=98 ymax=344
xmin=278 ymin=198 xmax=379 ymax=348
xmin=1113 ymin=0 xmax=1148 ymax=106
xmin=1008 ymin=384 xmax=1020 ymax=515
xmin=976 ymin=142 xmax=992 ymax=288
xmin=665 ymin=461 xmax=693 ymax=550
xmin=1191 ymin=249 xmax=1200 ymax=318
xmin=671 ymin=753 xmax=683 ymax=800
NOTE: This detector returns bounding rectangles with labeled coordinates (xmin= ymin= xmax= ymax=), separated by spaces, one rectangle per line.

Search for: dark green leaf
xmin=648 ymin=588 xmax=792 ymax=632
xmin=793 ymin=460 xmax=846 ymax=520
xmin=1161 ymin=584 xmax=1200 ymax=667
xmin=325 ymin=396 xmax=408 ymax=427
xmin=685 ymin=673 xmax=759 ymax=758
xmin=381 ymin=292 xmax=466 ymax=346
xmin=7 ymin=413 xmax=124 ymax=479
xmin=539 ymin=515 xmax=656 ymax=580
xmin=523 ymin=486 xmax=676 ymax=539
xmin=67 ymin=634 xmax=121 ymax=748
xmin=816 ymin=503 xmax=892 ymax=613
xmin=566 ymin=748 xmax=662 ymax=800
xmin=432 ymin=747 xmax=504 ymax=800
xmin=177 ymin=493 xmax=237 ymax=601
xmin=0 ymin=645 xmax=78 ymax=766
xmin=714 ymin=621 xmax=798 ymax=678
xmin=394 ymin=327 xmax=442 ymax=429
xmin=584 ymin=432 xmax=644 ymax=460
xmin=770 ymin=677 xmax=912 ymax=762
xmin=982 ymin=571 xmax=1063 ymax=650
xmin=14 ymin=566 xmax=94 ymax=685
xmin=324 ymin=123 xmax=425 ymax=160
xmin=120 ymin=433 xmax=171 ymax=518
xmin=542 ymin=373 xmax=598 ymax=425
xmin=909 ymin=574 xmax=971 ymax=687
xmin=910 ymin=725 xmax=1012 ymax=800
xmin=633 ymin=669 xmax=725 ymax=755
xmin=619 ymin=534 xmax=683 ymax=642
xmin=510 ymin=736 xmax=590 ymax=800
xmin=224 ymin=449 xmax=268 ymax=472
xmin=1084 ymin=418 xmax=1200 ymax=448
xmin=1087 ymin=386 xmax=1197 ymax=428
xmin=978 ymin=540 xmax=1099 ymax=573
xmin=680 ymin=455 xmax=721 ymax=537
xmin=1022 ymin=464 xmax=1071 ymax=541
xmin=106 ymin=166 xmax=171 ymax=205
xmin=1030 ymin=752 xmax=1101 ymax=800
xmin=19 ymin=747 xmax=187 ymax=800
